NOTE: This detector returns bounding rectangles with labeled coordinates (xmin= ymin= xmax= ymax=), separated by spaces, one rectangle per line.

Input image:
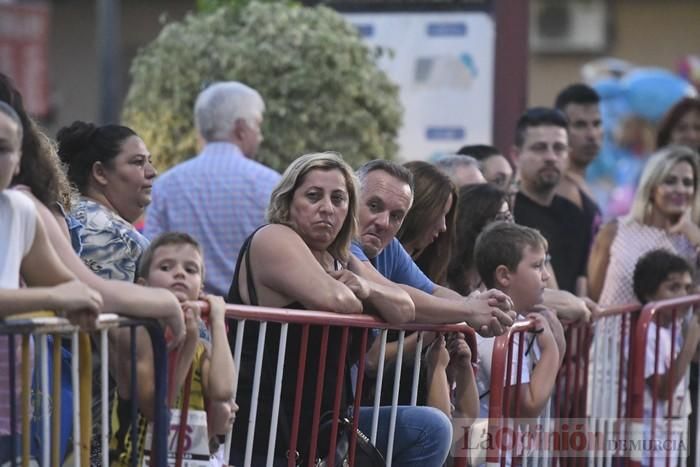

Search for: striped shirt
xmin=144 ymin=143 xmax=280 ymax=295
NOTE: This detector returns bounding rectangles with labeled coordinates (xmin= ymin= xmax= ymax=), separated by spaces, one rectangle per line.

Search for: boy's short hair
xmin=137 ymin=232 xmax=204 ymax=280
xmin=474 ymin=222 xmax=548 ymax=289
xmin=633 ymin=249 xmax=693 ymax=304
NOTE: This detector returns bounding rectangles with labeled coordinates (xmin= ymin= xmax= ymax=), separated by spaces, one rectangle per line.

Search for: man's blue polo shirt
xmin=351 ymin=238 xmax=436 ymax=294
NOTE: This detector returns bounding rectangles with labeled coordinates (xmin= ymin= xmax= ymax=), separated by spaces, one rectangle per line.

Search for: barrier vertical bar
xmin=52 ymin=335 xmax=62 ymax=467
xmin=101 ymin=329 xmax=109 ymax=467
xmin=289 ymin=324 xmax=310 ymax=467
xmin=244 ymin=322 xmax=268 ymax=467
xmin=266 ymin=323 xmax=288 ymax=467
xmin=326 ymin=327 xmax=350 ymax=467
xmin=410 ymin=332 xmax=424 ymax=406
xmin=130 ymin=326 xmax=138 ymax=467
xmin=225 ymin=319 xmax=246 ymax=462
xmin=307 ymin=326 xmax=330 ymax=467
xmin=371 ymin=329 xmax=388 ymax=444
xmin=146 ymin=319 xmax=170 ymax=467
xmin=175 ymin=367 xmax=194 ymax=467
xmin=21 ymin=335 xmax=30 ymax=467
xmin=71 ymin=332 xmax=81 ymax=467
xmin=386 ymin=330 xmax=405 ymax=466
xmin=349 ymin=328 xmax=369 ymax=467
xmin=8 ymin=335 xmax=16 ymax=467
xmin=39 ymin=334 xmax=50 ymax=467
xmin=79 ymin=333 xmax=92 ymax=466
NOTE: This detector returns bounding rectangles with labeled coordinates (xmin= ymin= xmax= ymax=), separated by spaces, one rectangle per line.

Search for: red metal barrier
xmin=629 ymin=294 xmax=700 ymax=467
xmin=170 ymin=302 xmax=477 ymax=467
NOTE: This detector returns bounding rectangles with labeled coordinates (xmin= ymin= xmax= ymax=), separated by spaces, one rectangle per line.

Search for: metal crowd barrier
xmin=484 ymin=298 xmax=700 ymax=467
xmin=0 ymin=312 xmax=169 ymax=467
xmin=587 ymin=304 xmax=642 ymax=467
xmin=161 ymin=296 xmax=700 ymax=467
xmin=162 ymin=303 xmax=476 ymax=467
xmin=629 ymin=294 xmax=700 ymax=467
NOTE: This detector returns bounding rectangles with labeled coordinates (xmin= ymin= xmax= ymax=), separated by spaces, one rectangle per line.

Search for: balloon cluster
xmin=584 ymin=65 xmax=697 ymax=220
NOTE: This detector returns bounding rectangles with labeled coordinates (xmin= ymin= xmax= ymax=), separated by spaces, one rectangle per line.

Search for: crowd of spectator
xmin=2 ymin=70 xmax=700 ymax=467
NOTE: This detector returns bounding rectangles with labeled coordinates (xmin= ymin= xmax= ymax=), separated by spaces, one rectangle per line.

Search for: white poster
xmin=344 ymin=12 xmax=495 ymax=161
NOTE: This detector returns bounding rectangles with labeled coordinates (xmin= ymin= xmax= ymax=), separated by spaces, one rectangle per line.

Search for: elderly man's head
xmin=194 ymin=81 xmax=265 ymax=158
xmin=355 ymin=160 xmax=414 ymax=258
xmin=434 ymin=154 xmax=486 ymax=187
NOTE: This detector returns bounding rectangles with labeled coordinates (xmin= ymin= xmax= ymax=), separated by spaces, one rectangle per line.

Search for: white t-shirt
xmin=0 ymin=189 xmax=37 ymax=435
xmin=644 ymin=320 xmax=691 ymax=419
xmin=0 ymin=189 xmax=37 ymax=288
xmin=476 ymin=329 xmax=538 ymax=418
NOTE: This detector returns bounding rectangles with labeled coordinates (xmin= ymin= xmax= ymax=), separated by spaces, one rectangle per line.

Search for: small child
xmin=473 ymin=222 xmax=564 ymax=419
xmin=109 ymin=232 xmax=236 ymax=465
xmin=424 ymin=331 xmax=479 ymax=458
xmin=633 ymin=249 xmax=699 ymax=466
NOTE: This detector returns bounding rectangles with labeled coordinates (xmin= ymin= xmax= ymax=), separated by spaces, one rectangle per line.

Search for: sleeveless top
xmin=227 ymin=226 xmax=354 ymax=461
xmin=599 ymin=220 xmax=696 ymax=307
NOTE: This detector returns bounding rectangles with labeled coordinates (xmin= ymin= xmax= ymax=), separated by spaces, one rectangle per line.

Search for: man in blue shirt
xmin=351 ymin=160 xmax=516 ymax=335
xmin=144 ymin=82 xmax=280 ymax=295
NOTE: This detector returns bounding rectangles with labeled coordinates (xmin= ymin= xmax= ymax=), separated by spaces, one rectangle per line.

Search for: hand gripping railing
xmin=628 ymin=294 xmax=700 ymax=467
xmin=0 ymin=312 xmax=169 ymax=467
xmin=169 ymin=303 xmax=477 ymax=467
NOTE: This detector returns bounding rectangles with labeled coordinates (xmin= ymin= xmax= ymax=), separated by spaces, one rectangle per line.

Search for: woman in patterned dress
xmin=589 ymin=145 xmax=700 ymax=306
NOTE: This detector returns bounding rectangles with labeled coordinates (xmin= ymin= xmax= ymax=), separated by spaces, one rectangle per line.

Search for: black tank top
xmin=227 ymin=226 xmax=352 ymax=462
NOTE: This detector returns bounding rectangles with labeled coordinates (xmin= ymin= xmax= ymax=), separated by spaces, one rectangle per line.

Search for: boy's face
xmin=144 ymin=244 xmax=204 ymax=302
xmin=504 ymin=244 xmax=550 ymax=313
xmin=648 ymin=271 xmax=693 ymax=325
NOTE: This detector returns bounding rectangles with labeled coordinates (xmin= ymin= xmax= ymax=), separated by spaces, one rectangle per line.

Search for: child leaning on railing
xmin=109 ymin=232 xmax=236 ymax=466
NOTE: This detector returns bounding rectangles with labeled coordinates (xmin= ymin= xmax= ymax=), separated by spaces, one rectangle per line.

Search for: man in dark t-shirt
xmin=514 ymin=191 xmax=588 ymax=294
xmin=511 ymin=107 xmax=590 ymax=294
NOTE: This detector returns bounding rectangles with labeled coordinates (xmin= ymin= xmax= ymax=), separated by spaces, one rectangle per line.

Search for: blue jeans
xmin=358 ymin=405 xmax=452 ymax=467
xmin=230 ymin=405 xmax=452 ymax=466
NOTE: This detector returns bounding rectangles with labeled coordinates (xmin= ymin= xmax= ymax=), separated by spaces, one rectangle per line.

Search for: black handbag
xmin=315 ymin=413 xmax=385 ymax=467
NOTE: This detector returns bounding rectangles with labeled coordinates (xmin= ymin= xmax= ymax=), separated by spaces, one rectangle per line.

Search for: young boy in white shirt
xmin=633 ymin=249 xmax=699 ymax=466
xmin=473 ymin=221 xmax=564 ymax=419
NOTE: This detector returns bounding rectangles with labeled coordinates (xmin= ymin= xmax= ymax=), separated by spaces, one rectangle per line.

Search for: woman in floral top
xmin=57 ymin=121 xmax=156 ymax=282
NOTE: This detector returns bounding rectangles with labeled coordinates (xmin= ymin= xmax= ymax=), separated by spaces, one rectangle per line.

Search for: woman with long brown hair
xmin=397 ymin=161 xmax=458 ymax=285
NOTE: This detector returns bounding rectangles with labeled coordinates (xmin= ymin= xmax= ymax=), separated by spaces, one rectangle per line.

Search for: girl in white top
xmin=0 ymin=102 xmax=102 ymax=460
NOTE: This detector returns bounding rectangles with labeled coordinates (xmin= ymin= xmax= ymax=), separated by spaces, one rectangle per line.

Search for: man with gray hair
xmin=145 ymin=81 xmax=280 ymax=295
xmin=434 ymin=153 xmax=486 ymax=187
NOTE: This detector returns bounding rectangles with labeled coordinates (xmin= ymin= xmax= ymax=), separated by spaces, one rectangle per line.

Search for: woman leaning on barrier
xmin=589 ymin=145 xmax=700 ymax=306
xmin=0 ymin=101 xmax=103 ymax=464
xmin=0 ymin=73 xmax=185 ymax=465
xmin=227 ymin=152 xmax=452 ymax=467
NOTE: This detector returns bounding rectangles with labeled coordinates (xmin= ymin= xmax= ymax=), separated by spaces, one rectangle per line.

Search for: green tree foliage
xmin=123 ymin=2 xmax=402 ymax=173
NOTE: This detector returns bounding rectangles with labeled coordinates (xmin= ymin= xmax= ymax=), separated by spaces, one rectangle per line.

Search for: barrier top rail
xmin=0 ymin=312 xmax=131 ymax=334
xmin=592 ymin=303 xmax=643 ymax=321
xmin=193 ymin=301 xmax=479 ymax=334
